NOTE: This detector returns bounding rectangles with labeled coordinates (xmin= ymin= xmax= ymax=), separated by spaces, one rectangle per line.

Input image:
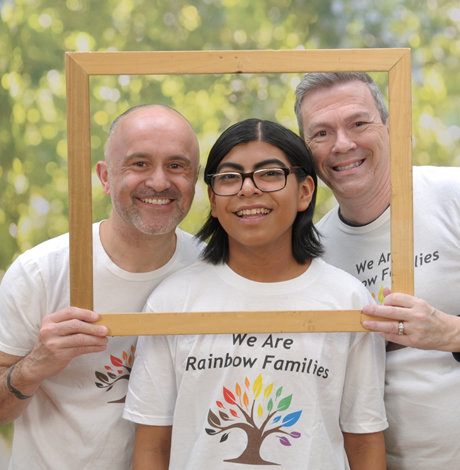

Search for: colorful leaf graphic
xmin=220 ymin=433 xmax=230 ymax=443
xmin=281 ymin=411 xmax=302 ymax=427
xmin=123 ymin=351 xmax=128 ymax=361
xmin=95 ymin=382 xmax=104 ymax=388
xmin=216 ymin=401 xmax=224 ymax=409
xmin=128 ymin=355 xmax=133 ymax=365
xmin=111 ymin=355 xmax=123 ymax=367
xmin=378 ymin=285 xmax=385 ymax=304
xmin=278 ymin=436 xmax=291 ymax=446
xmin=267 ymin=398 xmax=273 ymax=413
xmin=95 ymin=372 xmax=109 ymax=383
xmin=243 ymin=391 xmax=249 ymax=410
xmin=257 ymin=404 xmax=263 ymax=418
xmin=205 ymin=428 xmax=217 ymax=435
xmin=263 ymin=383 xmax=273 ymax=401
xmin=245 ymin=377 xmax=250 ymax=389
xmin=223 ymin=387 xmax=237 ymax=405
xmin=253 ymin=373 xmax=263 ymax=399
xmin=230 ymin=409 xmax=239 ymax=418
xmin=104 ymin=366 xmax=112 ymax=371
xmin=131 ymin=345 xmax=135 ymax=353
xmin=219 ymin=411 xmax=231 ymax=421
xmin=108 ymin=372 xmax=116 ymax=379
xmin=277 ymin=394 xmax=292 ymax=412
xmin=290 ymin=432 xmax=301 ymax=439
xmin=272 ymin=416 xmax=281 ymax=424
xmin=276 ymin=386 xmax=283 ymax=399
xmin=235 ymin=382 xmax=241 ymax=398
xmin=208 ymin=410 xmax=221 ymax=427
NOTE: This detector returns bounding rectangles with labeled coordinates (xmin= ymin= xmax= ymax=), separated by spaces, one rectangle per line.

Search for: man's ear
xmin=208 ymin=185 xmax=218 ymax=218
xmin=297 ymin=175 xmax=315 ymax=212
xmin=96 ymin=161 xmax=111 ymax=196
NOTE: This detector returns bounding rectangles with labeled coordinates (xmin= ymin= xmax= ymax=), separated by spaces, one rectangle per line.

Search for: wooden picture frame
xmin=65 ymin=49 xmax=413 ymax=336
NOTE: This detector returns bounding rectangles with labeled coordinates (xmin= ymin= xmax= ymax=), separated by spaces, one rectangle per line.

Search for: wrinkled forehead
xmin=301 ymin=82 xmax=378 ymax=127
xmin=108 ymin=107 xmax=199 ymax=164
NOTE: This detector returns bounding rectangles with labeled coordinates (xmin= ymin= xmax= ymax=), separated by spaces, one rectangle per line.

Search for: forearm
xmin=133 ymin=424 xmax=172 ymax=470
xmin=0 ymin=354 xmax=41 ymax=425
xmin=343 ymin=431 xmax=386 ymax=470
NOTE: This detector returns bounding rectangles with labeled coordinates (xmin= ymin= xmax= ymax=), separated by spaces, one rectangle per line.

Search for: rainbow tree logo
xmin=205 ymin=373 xmax=302 ymax=465
xmin=94 ymin=345 xmax=135 ymax=403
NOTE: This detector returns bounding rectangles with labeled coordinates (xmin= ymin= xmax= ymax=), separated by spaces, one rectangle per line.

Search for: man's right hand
xmin=0 ymin=307 xmax=108 ymax=424
xmin=25 ymin=307 xmax=109 ymax=379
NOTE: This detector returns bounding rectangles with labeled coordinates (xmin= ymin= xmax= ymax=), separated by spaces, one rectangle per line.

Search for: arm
xmin=133 ymin=424 xmax=172 ymax=470
xmin=363 ymin=288 xmax=460 ymax=352
xmin=343 ymin=431 xmax=386 ymax=470
xmin=0 ymin=307 xmax=108 ymax=424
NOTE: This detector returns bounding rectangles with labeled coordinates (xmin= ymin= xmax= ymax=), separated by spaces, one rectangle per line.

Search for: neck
xmin=227 ymin=240 xmax=311 ymax=282
xmin=99 ymin=218 xmax=177 ymax=273
xmin=336 ymin=174 xmax=390 ymax=225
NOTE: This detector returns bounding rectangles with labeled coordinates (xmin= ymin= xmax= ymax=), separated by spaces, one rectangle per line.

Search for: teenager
xmin=123 ymin=119 xmax=387 ymax=469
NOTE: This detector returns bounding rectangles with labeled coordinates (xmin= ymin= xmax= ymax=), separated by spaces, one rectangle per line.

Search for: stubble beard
xmin=112 ymin=194 xmax=189 ymax=237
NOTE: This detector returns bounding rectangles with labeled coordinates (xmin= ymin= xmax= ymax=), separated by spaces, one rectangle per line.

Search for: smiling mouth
xmin=236 ymin=208 xmax=271 ymax=217
xmin=334 ymin=160 xmax=364 ymax=172
xmin=140 ymin=197 xmax=172 ymax=205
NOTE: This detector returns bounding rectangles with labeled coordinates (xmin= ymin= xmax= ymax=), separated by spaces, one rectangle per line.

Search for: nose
xmin=332 ymin=128 xmax=357 ymax=154
xmin=238 ymin=174 xmax=262 ymax=197
xmin=145 ymin=167 xmax=171 ymax=192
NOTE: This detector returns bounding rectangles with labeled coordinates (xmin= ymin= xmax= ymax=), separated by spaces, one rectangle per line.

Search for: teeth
xmin=236 ymin=208 xmax=271 ymax=217
xmin=335 ymin=160 xmax=363 ymax=171
xmin=140 ymin=198 xmax=171 ymax=205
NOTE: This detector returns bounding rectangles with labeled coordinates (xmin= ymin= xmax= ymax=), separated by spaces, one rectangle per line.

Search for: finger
xmin=363 ymin=319 xmax=403 ymax=335
xmin=40 ymin=317 xmax=108 ymax=340
xmin=383 ymin=292 xmax=418 ymax=308
xmin=47 ymin=307 xmax=101 ymax=324
xmin=379 ymin=332 xmax=411 ymax=347
xmin=363 ymin=304 xmax=407 ymax=321
xmin=59 ymin=319 xmax=109 ymax=337
xmin=58 ymin=333 xmax=109 ymax=351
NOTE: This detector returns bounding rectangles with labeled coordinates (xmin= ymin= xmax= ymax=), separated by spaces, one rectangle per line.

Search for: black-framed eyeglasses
xmin=206 ymin=167 xmax=303 ymax=196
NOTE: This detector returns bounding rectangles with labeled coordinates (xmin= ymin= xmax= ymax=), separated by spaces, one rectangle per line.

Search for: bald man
xmin=0 ymin=105 xmax=204 ymax=470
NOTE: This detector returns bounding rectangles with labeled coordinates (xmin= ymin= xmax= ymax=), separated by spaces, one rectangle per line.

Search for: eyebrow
xmin=124 ymin=153 xmax=192 ymax=165
xmin=217 ymin=158 xmax=287 ymax=172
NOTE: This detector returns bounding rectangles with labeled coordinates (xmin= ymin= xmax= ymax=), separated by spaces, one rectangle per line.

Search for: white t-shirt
xmin=123 ymin=258 xmax=387 ymax=470
xmin=0 ymin=222 xmax=204 ymax=470
xmin=316 ymin=166 xmax=460 ymax=469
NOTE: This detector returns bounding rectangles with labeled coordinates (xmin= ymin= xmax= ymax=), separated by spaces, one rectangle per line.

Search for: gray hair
xmin=294 ymin=72 xmax=389 ymax=139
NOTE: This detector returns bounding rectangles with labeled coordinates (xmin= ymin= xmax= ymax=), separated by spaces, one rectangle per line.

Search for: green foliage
xmin=1 ymin=0 xmax=460 ymax=281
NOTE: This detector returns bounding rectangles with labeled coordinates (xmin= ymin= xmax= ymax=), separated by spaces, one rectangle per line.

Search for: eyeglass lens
xmin=212 ymin=168 xmax=287 ymax=195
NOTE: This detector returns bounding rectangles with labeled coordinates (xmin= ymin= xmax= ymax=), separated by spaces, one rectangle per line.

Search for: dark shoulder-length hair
xmin=196 ymin=118 xmax=323 ymax=265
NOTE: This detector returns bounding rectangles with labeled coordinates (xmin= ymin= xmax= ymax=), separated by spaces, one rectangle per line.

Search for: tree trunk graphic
xmin=224 ymin=426 xmax=278 ymax=465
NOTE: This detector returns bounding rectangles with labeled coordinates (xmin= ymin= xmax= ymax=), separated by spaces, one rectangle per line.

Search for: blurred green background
xmin=1 ymin=0 xmax=459 ymax=452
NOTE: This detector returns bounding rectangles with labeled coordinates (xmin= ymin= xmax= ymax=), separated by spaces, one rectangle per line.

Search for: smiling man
xmin=0 ymin=104 xmax=204 ymax=470
xmin=295 ymin=73 xmax=460 ymax=469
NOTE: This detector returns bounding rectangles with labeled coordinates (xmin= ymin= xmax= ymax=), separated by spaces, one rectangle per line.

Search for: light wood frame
xmin=65 ymin=49 xmax=413 ymax=336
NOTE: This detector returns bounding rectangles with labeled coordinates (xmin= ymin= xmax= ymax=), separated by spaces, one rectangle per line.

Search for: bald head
xmin=105 ymin=104 xmax=199 ymax=168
